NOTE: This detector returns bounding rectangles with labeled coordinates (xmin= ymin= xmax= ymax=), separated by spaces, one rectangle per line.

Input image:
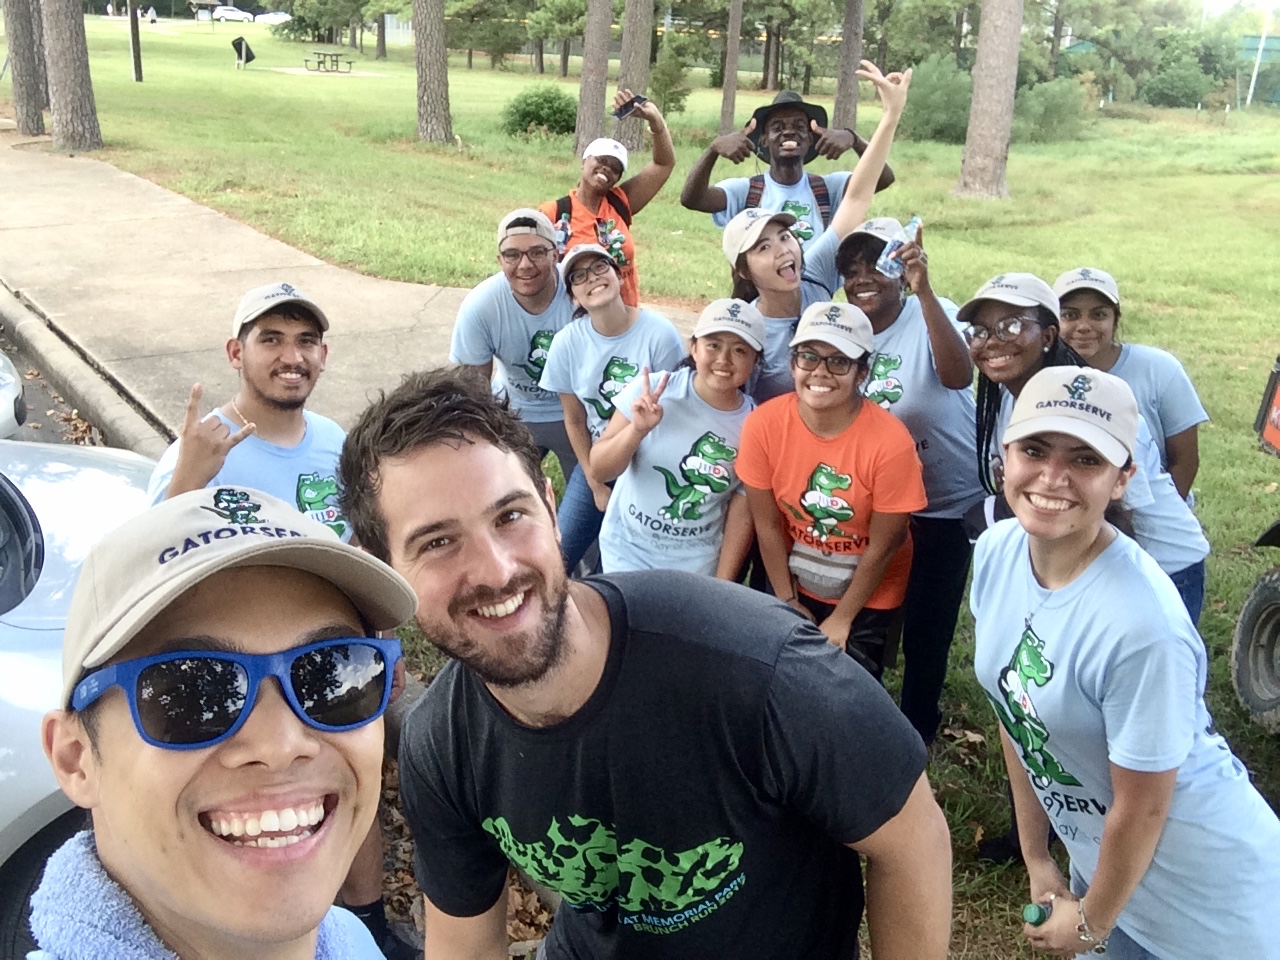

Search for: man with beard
xmin=147 ymin=282 xmax=351 ymax=541
xmin=338 ymin=368 xmax=953 ymax=960
xmin=680 ymin=90 xmax=895 ymax=250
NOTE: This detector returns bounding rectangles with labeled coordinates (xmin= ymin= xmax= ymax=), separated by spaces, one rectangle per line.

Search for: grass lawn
xmin=5 ymin=18 xmax=1280 ymax=957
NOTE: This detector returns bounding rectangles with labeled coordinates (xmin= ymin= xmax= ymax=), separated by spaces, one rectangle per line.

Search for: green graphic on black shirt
xmin=482 ymin=814 xmax=745 ymax=930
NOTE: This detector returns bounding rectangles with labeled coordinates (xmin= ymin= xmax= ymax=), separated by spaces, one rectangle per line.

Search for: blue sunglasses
xmin=72 ymin=637 xmax=402 ymax=750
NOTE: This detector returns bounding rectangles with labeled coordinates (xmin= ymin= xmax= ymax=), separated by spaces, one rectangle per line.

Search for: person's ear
xmin=43 ymin=711 xmax=100 ymax=810
xmin=1041 ymin=324 xmax=1058 ymax=354
xmin=227 ymin=336 xmax=244 ymax=369
xmin=1111 ymin=461 xmax=1136 ymax=501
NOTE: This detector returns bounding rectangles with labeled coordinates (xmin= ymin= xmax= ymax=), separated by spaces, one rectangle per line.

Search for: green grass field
xmin=5 ymin=18 xmax=1280 ymax=957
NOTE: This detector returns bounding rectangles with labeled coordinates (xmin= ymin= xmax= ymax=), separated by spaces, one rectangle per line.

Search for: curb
xmin=0 ymin=286 xmax=173 ymax=460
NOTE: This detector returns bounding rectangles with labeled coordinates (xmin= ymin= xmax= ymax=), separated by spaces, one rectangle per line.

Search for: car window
xmin=0 ymin=473 xmax=43 ymax=617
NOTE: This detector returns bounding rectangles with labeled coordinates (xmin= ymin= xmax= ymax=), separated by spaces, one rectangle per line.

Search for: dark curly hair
xmin=339 ymin=367 xmax=547 ymax=562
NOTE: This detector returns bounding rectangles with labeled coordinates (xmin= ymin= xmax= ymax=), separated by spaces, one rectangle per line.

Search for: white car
xmin=0 ymin=440 xmax=155 ymax=956
xmin=255 ymin=9 xmax=291 ymax=24
xmin=0 ymin=351 xmax=25 ymax=439
xmin=212 ymin=4 xmax=254 ymax=21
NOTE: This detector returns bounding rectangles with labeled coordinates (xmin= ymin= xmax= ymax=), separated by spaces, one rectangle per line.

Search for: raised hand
xmin=710 ymin=117 xmax=756 ymax=163
xmin=629 ymin=367 xmax=669 ymax=436
xmin=854 ymin=60 xmax=913 ymax=117
xmin=896 ymin=222 xmax=930 ymax=292
xmin=167 ymin=383 xmax=255 ymax=497
xmin=810 ymin=120 xmax=856 ymax=160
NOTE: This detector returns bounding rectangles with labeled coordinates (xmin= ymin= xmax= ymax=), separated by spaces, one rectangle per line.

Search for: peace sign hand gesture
xmin=629 ymin=367 xmax=669 ymax=437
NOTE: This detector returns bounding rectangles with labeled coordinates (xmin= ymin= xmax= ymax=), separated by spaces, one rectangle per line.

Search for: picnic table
xmin=304 ymin=50 xmax=352 ymax=73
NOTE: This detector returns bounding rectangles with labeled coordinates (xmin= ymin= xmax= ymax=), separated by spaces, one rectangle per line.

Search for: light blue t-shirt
xmin=712 ymin=171 xmax=853 ymax=250
xmin=865 ymin=296 xmax=983 ymax=519
xmin=146 ymin=410 xmax=351 ymax=540
xmin=599 ymin=367 xmax=754 ymax=576
xmin=749 ymin=226 xmax=839 ymax=404
xmin=971 ymin=520 xmax=1280 ymax=960
xmin=1109 ymin=342 xmax=1209 ymax=469
xmin=448 ymin=270 xmax=575 ymax=424
xmin=994 ymin=395 xmax=1207 ymax=573
xmin=539 ymin=309 xmax=686 ymax=441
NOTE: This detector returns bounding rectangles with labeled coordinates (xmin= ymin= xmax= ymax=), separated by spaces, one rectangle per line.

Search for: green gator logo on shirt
xmin=864 ymin=353 xmax=904 ymax=408
xmin=785 ymin=463 xmax=854 ymax=542
xmin=653 ymin=432 xmax=737 ymax=522
xmin=517 ymin=330 xmax=555 ymax=380
xmin=586 ymin=356 xmax=640 ymax=421
xmin=989 ymin=626 xmax=1081 ymax=789
xmin=780 ymin=200 xmax=815 ymax=241
xmin=296 ymin=472 xmax=346 ymax=538
xmin=482 ymin=815 xmax=744 ymax=920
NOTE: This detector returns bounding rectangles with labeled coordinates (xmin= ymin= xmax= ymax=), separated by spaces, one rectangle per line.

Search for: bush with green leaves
xmin=897 ymin=53 xmax=971 ymax=144
xmin=501 ymin=84 xmax=578 ymax=137
xmin=1013 ymin=77 xmax=1088 ymax=143
xmin=648 ymin=42 xmax=692 ymax=117
xmin=1142 ymin=56 xmax=1214 ymax=107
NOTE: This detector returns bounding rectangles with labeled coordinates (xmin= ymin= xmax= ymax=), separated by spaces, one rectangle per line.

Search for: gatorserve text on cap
xmin=956 ymin=273 xmax=1060 ymax=325
xmin=1053 ymin=267 xmax=1121 ymax=306
xmin=1002 ymin=365 xmax=1139 ymax=468
xmin=60 ymin=486 xmax=417 ymax=708
xmin=231 ymin=282 xmax=330 ymax=338
xmin=497 ymin=208 xmax=557 ymax=247
xmin=692 ymin=298 xmax=766 ymax=353
xmin=721 ymin=207 xmax=799 ymax=264
xmin=790 ymin=301 xmax=875 ymax=360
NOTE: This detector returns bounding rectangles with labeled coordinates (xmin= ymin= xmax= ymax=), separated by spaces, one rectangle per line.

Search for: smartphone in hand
xmin=612 ymin=94 xmax=649 ymax=120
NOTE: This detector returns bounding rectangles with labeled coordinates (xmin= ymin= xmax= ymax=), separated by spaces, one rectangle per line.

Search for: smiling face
xmin=791 ymin=340 xmax=866 ymax=414
xmin=742 ymin=221 xmax=802 ymax=295
xmin=229 ymin=312 xmax=327 ymax=411
xmin=498 ymin=233 xmax=558 ymax=301
xmin=763 ymin=107 xmax=812 ymax=163
xmin=1003 ymin=432 xmax=1132 ymax=548
xmin=47 ymin=566 xmax=381 ymax=956
xmin=376 ymin=438 xmax=570 ymax=688
xmin=839 ymin=239 xmax=904 ymax=331
xmin=967 ymin=301 xmax=1056 ymax=396
xmin=581 ymin=153 xmax=624 ymax=192
xmin=567 ymin=254 xmax=621 ymax=313
xmin=691 ymin=333 xmax=758 ymax=396
xmin=1058 ymin=291 xmax=1118 ymax=363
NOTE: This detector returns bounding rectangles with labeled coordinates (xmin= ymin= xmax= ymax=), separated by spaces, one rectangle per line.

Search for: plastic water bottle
xmin=1022 ymin=902 xmax=1052 ymax=926
xmin=875 ymin=215 xmax=923 ymax=279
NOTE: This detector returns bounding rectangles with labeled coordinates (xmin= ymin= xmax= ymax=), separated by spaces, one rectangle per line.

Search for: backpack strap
xmin=808 ymin=173 xmax=831 ymax=228
xmin=603 ymin=189 xmax=632 ymax=227
xmin=745 ymin=174 xmax=766 ymax=211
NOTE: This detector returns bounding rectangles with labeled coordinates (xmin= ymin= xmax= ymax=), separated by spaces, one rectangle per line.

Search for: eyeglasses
xmin=71 ymin=637 xmax=401 ymax=750
xmin=499 ymin=246 xmax=555 ymax=267
xmin=791 ymin=349 xmax=856 ymax=376
xmin=962 ymin=315 xmax=1040 ymax=345
xmin=566 ymin=258 xmax=614 ymax=287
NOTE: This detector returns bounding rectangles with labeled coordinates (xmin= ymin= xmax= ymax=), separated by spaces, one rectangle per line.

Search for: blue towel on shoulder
xmin=28 ymin=831 xmax=382 ymax=960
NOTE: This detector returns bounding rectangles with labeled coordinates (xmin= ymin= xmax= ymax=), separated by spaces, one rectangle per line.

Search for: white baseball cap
xmin=693 ymin=299 xmax=766 ymax=352
xmin=582 ymin=137 xmax=628 ymax=173
xmin=722 ymin=207 xmax=798 ymax=263
xmin=60 ymin=487 xmax=417 ymax=708
xmin=497 ymin=208 xmax=557 ymax=247
xmin=956 ymin=273 xmax=1060 ymax=325
xmin=1003 ymin=365 xmax=1139 ymax=468
xmin=1053 ymin=267 xmax=1121 ymax=306
xmin=232 ymin=282 xmax=329 ymax=338
xmin=790 ymin=301 xmax=874 ymax=360
xmin=560 ymin=243 xmax=619 ymax=282
xmin=847 ymin=217 xmax=904 ymax=245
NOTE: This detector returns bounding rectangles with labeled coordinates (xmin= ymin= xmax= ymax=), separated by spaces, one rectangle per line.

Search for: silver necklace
xmin=1024 ymin=531 xmax=1107 ymax=631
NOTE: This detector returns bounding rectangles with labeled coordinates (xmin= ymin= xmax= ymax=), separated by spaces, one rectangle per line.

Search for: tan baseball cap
xmin=231 ymin=282 xmax=329 ymax=339
xmin=790 ymin=301 xmax=874 ymax=360
xmin=693 ymin=299 xmax=766 ymax=352
xmin=60 ymin=487 xmax=417 ymax=708
xmin=560 ymin=243 xmax=619 ymax=281
xmin=847 ymin=217 xmax=904 ymax=245
xmin=497 ymin=208 xmax=557 ymax=247
xmin=1053 ymin=267 xmax=1121 ymax=306
xmin=956 ymin=273 xmax=1059 ymax=325
xmin=1003 ymin=365 xmax=1139 ymax=468
xmin=722 ymin=207 xmax=798 ymax=263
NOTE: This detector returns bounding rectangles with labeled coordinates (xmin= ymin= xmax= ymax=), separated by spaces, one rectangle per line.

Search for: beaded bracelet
xmin=1075 ymin=898 xmax=1109 ymax=955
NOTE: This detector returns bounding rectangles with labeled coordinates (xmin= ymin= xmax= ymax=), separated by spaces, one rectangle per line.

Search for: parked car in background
xmin=255 ymin=9 xmax=291 ymax=23
xmin=212 ymin=4 xmax=253 ymax=21
xmin=0 ymin=440 xmax=155 ymax=959
xmin=0 ymin=351 xmax=25 ymax=439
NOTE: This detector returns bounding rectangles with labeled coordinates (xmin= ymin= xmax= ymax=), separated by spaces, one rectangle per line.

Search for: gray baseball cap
xmin=790 ymin=301 xmax=874 ymax=359
xmin=231 ymin=282 xmax=329 ymax=338
xmin=1053 ymin=267 xmax=1121 ymax=306
xmin=497 ymin=208 xmax=557 ymax=247
xmin=956 ymin=273 xmax=1059 ymax=325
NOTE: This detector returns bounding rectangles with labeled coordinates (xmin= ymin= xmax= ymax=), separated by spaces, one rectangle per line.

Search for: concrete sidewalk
xmin=0 ymin=129 xmax=695 ymax=460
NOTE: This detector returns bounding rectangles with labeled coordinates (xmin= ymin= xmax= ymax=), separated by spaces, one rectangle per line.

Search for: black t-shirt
xmin=399 ymin=571 xmax=927 ymax=959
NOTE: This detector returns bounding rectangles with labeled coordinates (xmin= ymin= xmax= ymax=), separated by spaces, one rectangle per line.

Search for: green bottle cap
xmin=1022 ymin=903 xmax=1050 ymax=925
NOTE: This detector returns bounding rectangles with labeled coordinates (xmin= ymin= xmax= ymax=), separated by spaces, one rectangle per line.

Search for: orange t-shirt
xmin=736 ymin=394 xmax=927 ymax=608
xmin=540 ymin=188 xmax=639 ymax=307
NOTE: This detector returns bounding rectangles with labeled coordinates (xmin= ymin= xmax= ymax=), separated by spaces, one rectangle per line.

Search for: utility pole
xmin=1246 ymin=6 xmax=1271 ymax=107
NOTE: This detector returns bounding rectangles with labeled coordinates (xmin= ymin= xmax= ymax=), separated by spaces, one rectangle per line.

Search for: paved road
xmin=0 ymin=328 xmax=99 ymax=444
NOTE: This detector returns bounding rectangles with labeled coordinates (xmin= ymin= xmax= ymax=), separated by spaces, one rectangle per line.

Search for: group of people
xmin=21 ymin=58 xmax=1280 ymax=960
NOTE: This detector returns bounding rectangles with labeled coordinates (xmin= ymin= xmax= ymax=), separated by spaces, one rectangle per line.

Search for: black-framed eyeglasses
xmin=791 ymin=349 xmax=856 ymax=376
xmin=963 ymin=315 xmax=1040 ymax=345
xmin=567 ymin=259 xmax=614 ymax=287
xmin=499 ymin=246 xmax=555 ymax=266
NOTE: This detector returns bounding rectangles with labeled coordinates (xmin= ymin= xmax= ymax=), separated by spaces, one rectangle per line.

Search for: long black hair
xmin=975 ymin=306 xmax=1086 ymax=495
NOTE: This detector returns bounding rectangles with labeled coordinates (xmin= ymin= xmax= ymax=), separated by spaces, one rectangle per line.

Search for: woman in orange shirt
xmin=737 ymin=301 xmax=926 ymax=678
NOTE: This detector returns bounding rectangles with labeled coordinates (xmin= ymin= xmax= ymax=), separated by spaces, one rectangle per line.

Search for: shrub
xmin=648 ymin=43 xmax=692 ymax=117
xmin=897 ymin=53 xmax=972 ymax=144
xmin=1142 ymin=56 xmax=1214 ymax=108
xmin=1012 ymin=77 xmax=1088 ymax=143
xmin=501 ymin=84 xmax=578 ymax=137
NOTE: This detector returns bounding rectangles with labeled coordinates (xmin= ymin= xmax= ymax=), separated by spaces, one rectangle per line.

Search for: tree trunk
xmin=760 ymin=25 xmax=774 ymax=90
xmin=560 ymin=37 xmax=570 ymax=77
xmin=29 ymin=0 xmax=50 ymax=109
xmin=801 ymin=61 xmax=811 ymax=95
xmin=953 ymin=5 xmax=965 ymax=62
xmin=832 ymin=0 xmax=864 ymax=128
xmin=718 ymin=0 xmax=743 ymax=132
xmin=534 ymin=37 xmax=544 ymax=74
xmin=413 ymin=0 xmax=453 ymax=143
xmin=615 ymin=0 xmax=654 ymax=151
xmin=574 ymin=0 xmax=610 ymax=155
xmin=126 ymin=0 xmax=143 ymax=81
xmin=375 ymin=13 xmax=386 ymax=60
xmin=41 ymin=0 xmax=103 ymax=150
xmin=467 ymin=48 xmax=473 ymax=68
xmin=954 ymin=0 xmax=1023 ymax=199
xmin=874 ymin=0 xmax=891 ymax=68
xmin=348 ymin=17 xmax=358 ymax=48
xmin=1049 ymin=6 xmax=1064 ymax=78
xmin=2 ymin=0 xmax=47 ymax=135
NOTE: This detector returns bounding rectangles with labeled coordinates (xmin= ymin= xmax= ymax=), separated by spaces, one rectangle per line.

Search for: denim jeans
xmin=1167 ymin=559 xmax=1206 ymax=626
xmin=557 ymin=464 xmax=604 ymax=573
xmin=1070 ymin=872 xmax=1168 ymax=959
